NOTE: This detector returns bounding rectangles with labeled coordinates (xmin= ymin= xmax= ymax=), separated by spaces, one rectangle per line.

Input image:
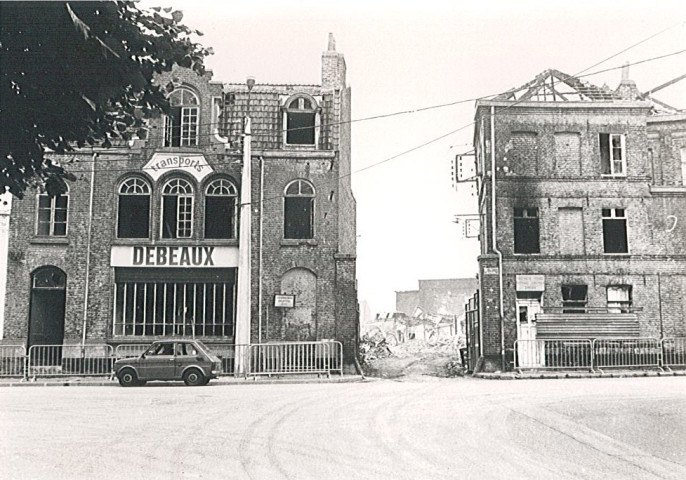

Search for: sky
xmin=141 ymin=0 xmax=686 ymax=316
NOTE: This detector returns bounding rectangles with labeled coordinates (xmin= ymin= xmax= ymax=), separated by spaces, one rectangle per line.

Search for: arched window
xmin=36 ymin=187 xmax=68 ymax=236
xmin=164 ymin=87 xmax=199 ymax=147
xmin=284 ymin=179 xmax=315 ymax=239
xmin=117 ymin=177 xmax=151 ymax=238
xmin=161 ymin=178 xmax=194 ymax=238
xmin=284 ymin=95 xmax=318 ymax=146
xmin=205 ymin=178 xmax=238 ymax=239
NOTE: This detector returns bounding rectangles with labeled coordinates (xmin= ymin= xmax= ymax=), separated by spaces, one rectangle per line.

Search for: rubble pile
xmin=359 ymin=331 xmax=393 ymax=364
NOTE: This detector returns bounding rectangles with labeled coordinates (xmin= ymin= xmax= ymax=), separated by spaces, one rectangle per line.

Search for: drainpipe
xmin=258 ymin=155 xmax=264 ymax=343
xmin=490 ymin=106 xmax=505 ymax=371
xmin=81 ymin=152 xmax=97 ymax=349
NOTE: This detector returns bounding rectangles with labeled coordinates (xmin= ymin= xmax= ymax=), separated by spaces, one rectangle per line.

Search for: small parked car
xmin=114 ymin=339 xmax=222 ymax=387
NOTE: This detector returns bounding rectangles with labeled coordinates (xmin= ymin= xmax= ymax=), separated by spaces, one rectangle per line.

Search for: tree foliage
xmin=0 ymin=1 xmax=211 ymax=198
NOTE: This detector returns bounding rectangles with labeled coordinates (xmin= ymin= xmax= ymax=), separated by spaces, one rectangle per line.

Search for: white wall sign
xmin=111 ymin=246 xmax=238 ymax=268
xmin=516 ymin=274 xmax=545 ymax=291
xmin=274 ymin=295 xmax=295 ymax=308
xmin=143 ymin=153 xmax=213 ymax=182
xmin=483 ymin=267 xmax=499 ymax=275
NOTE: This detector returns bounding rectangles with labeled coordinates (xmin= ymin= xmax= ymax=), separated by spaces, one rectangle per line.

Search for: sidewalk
xmin=0 ymin=374 xmax=367 ymax=387
xmin=474 ymin=369 xmax=686 ymax=380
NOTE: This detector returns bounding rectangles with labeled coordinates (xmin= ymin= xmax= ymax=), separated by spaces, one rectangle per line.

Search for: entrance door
xmin=28 ymin=267 xmax=66 ymax=348
xmin=28 ymin=267 xmax=67 ymax=367
xmin=516 ymin=297 xmax=542 ymax=368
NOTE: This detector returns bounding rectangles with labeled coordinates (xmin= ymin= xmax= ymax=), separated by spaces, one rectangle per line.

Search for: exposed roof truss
xmin=495 ymin=69 xmax=620 ymax=102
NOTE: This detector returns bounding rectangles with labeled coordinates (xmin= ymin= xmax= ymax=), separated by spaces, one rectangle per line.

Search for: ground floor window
xmin=113 ymin=268 xmax=235 ymax=337
xmin=561 ymin=284 xmax=587 ymax=313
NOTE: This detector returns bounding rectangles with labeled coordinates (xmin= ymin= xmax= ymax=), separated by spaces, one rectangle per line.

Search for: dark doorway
xmin=28 ymin=267 xmax=67 ymax=349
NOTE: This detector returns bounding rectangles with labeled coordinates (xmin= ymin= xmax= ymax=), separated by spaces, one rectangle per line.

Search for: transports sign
xmin=110 ymin=246 xmax=239 ymax=268
xmin=142 ymin=153 xmax=213 ymax=182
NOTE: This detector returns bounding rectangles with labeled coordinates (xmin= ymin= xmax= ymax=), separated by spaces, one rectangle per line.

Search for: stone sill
xmin=280 ymin=239 xmax=318 ymax=247
xmin=30 ymin=237 xmax=69 ymax=246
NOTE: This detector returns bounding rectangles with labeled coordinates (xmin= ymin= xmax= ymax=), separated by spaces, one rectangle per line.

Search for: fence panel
xmin=206 ymin=344 xmax=250 ymax=375
xmin=515 ymin=339 xmax=592 ymax=371
xmin=0 ymin=345 xmax=26 ymax=377
xmin=248 ymin=341 xmax=343 ymax=377
xmin=661 ymin=337 xmax=686 ymax=368
xmin=592 ymin=338 xmax=661 ymax=370
xmin=28 ymin=345 xmax=114 ymax=377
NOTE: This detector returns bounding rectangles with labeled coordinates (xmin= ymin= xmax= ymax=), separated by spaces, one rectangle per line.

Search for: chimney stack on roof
xmin=616 ymin=61 xmax=641 ymax=101
xmin=322 ymin=33 xmax=346 ymax=89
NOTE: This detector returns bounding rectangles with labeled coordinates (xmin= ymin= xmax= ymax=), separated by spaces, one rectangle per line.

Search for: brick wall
xmin=3 ymin=52 xmax=358 ymax=358
xmin=474 ymin=100 xmax=686 ymax=370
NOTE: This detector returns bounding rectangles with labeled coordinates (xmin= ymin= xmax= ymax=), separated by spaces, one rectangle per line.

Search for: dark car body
xmin=114 ymin=339 xmax=221 ymax=386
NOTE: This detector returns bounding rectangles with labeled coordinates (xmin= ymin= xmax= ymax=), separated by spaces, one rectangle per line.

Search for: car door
xmin=174 ymin=342 xmax=204 ymax=378
xmin=138 ymin=342 xmax=176 ymax=380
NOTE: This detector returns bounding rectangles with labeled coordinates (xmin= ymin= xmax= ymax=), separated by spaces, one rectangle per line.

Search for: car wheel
xmin=118 ymin=368 xmax=139 ymax=387
xmin=183 ymin=368 xmax=205 ymax=386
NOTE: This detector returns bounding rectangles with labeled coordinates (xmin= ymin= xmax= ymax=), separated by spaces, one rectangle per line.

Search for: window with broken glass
xmin=36 ymin=188 xmax=68 ymax=236
xmin=607 ymin=285 xmax=632 ymax=313
xmin=513 ymin=207 xmax=540 ymax=254
xmin=164 ymin=88 xmax=199 ymax=147
xmin=204 ymin=178 xmax=237 ymax=239
xmin=602 ymin=208 xmax=628 ymax=254
xmin=561 ymin=285 xmax=587 ymax=313
xmin=284 ymin=96 xmax=317 ymax=146
xmin=599 ymin=133 xmax=626 ymax=176
xmin=284 ymin=179 xmax=315 ymax=239
xmin=162 ymin=178 xmax=194 ymax=239
xmin=117 ymin=177 xmax=151 ymax=238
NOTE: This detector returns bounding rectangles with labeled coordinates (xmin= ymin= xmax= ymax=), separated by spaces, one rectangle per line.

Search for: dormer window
xmin=283 ymin=95 xmax=318 ymax=146
xmin=164 ymin=88 xmax=199 ymax=147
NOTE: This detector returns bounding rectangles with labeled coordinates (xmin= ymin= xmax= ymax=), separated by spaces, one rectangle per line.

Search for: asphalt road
xmin=1 ymin=376 xmax=685 ymax=480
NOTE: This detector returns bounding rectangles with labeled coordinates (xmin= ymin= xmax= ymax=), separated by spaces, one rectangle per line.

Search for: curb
xmin=473 ymin=370 xmax=686 ymax=380
xmin=0 ymin=375 xmax=367 ymax=387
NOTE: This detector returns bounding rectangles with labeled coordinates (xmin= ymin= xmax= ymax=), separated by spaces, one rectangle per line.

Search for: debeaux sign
xmin=110 ymin=246 xmax=238 ymax=268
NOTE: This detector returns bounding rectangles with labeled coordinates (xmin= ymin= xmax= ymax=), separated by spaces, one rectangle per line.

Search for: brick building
xmin=1 ymin=35 xmax=358 ymax=370
xmin=471 ymin=68 xmax=686 ymax=371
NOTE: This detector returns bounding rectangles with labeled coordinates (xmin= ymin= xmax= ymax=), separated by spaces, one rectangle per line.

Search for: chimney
xmin=615 ymin=61 xmax=640 ymax=101
xmin=321 ymin=33 xmax=346 ymax=89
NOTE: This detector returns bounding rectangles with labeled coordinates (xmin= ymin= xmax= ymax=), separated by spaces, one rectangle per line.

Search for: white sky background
xmin=141 ymin=0 xmax=686 ymax=316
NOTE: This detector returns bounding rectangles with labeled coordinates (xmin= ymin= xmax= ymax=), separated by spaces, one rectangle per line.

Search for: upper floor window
xmin=36 ymin=188 xmax=68 ymax=236
xmin=164 ymin=88 xmax=199 ymax=147
xmin=117 ymin=177 xmax=151 ymax=238
xmin=600 ymin=133 xmax=625 ymax=176
xmin=284 ymin=179 xmax=315 ymax=239
xmin=205 ymin=178 xmax=238 ymax=239
xmin=162 ymin=178 xmax=193 ymax=238
xmin=602 ymin=208 xmax=628 ymax=254
xmin=284 ymin=95 xmax=317 ymax=146
xmin=607 ymin=285 xmax=632 ymax=313
xmin=514 ymin=207 xmax=539 ymax=254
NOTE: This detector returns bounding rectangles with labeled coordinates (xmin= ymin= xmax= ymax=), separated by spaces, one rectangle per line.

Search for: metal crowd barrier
xmin=592 ymin=338 xmax=661 ymax=371
xmin=661 ymin=337 xmax=686 ymax=369
xmin=514 ymin=339 xmax=593 ymax=371
xmin=27 ymin=344 xmax=115 ymax=378
xmin=0 ymin=345 xmax=27 ymax=377
xmin=206 ymin=344 xmax=250 ymax=375
xmin=248 ymin=341 xmax=343 ymax=378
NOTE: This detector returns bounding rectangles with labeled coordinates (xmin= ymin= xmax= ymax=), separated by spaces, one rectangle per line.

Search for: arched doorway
xmin=280 ymin=268 xmax=317 ymax=341
xmin=28 ymin=266 xmax=66 ymax=348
